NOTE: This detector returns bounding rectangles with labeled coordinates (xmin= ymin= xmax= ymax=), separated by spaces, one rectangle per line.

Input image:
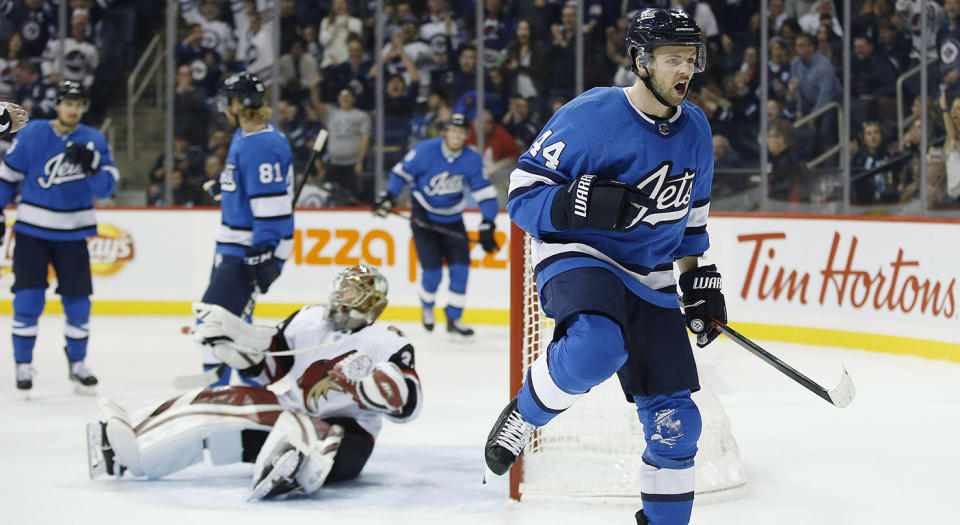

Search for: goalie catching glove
xmin=678 ymin=264 xmax=726 ymax=348
xmin=329 ymin=351 xmax=409 ymax=415
xmin=192 ymin=302 xmax=278 ymax=370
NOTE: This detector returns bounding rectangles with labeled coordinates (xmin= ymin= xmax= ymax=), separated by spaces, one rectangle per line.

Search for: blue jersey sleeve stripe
xmin=251 ymin=194 xmax=293 ymax=217
xmin=249 ymin=191 xmax=291 ymax=199
xmin=686 ymin=201 xmax=710 ymax=228
xmin=471 ymin=185 xmax=497 ymax=202
xmin=507 ymin=181 xmax=550 ymax=202
xmin=683 ymin=225 xmax=707 ymax=236
xmin=221 ymin=221 xmax=253 ymax=231
xmin=0 ymin=162 xmax=24 ymax=183
xmin=691 ymin=197 xmax=710 ymax=208
xmin=253 ymin=214 xmax=294 ymax=222
xmin=103 ymin=165 xmax=119 ymax=182
xmin=516 ymin=160 xmax=568 ymax=184
xmin=391 ymin=163 xmax=414 ymax=182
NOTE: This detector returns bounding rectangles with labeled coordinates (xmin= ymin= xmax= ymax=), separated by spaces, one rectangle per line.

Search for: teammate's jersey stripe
xmin=470 ymin=184 xmax=497 ymax=203
xmin=515 ymin=161 xmax=566 ymax=184
xmin=221 ymin=221 xmax=252 ymax=231
xmin=215 ymin=224 xmax=253 ymax=246
xmin=686 ymin=201 xmax=710 ymax=227
xmin=0 ymin=161 xmax=24 ymax=182
xmin=684 ymin=225 xmax=707 ymax=236
xmin=20 ymin=199 xmax=94 ymax=213
xmin=16 ymin=202 xmax=96 ymax=230
xmin=534 ymin=251 xmax=671 ymax=277
xmin=391 ymin=163 xmax=414 ymax=182
xmin=103 ymin=165 xmax=120 ymax=182
xmin=411 ymin=190 xmax=466 ymax=216
xmin=250 ymin=193 xmax=293 ymax=217
xmin=507 ymin=181 xmax=550 ymax=202
xmin=254 ymin=214 xmax=293 ymax=222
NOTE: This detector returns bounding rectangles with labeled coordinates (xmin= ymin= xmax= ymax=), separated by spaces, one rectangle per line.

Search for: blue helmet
xmin=625 ymin=8 xmax=706 ymax=75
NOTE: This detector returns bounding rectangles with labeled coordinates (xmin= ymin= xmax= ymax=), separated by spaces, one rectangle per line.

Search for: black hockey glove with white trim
xmin=372 ymin=192 xmax=394 ymax=218
xmin=0 ymin=215 xmax=5 ymax=247
xmin=550 ymin=174 xmax=648 ymax=232
xmin=64 ymin=141 xmax=100 ymax=176
xmin=478 ymin=220 xmax=499 ymax=254
xmin=678 ymin=264 xmax=726 ymax=348
xmin=244 ymin=245 xmax=282 ymax=293
xmin=202 ymin=178 xmax=222 ymax=202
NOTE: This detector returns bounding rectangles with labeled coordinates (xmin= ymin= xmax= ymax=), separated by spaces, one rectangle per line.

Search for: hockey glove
xmin=678 ymin=264 xmax=727 ymax=348
xmin=202 ymin=178 xmax=222 ymax=202
xmin=329 ymin=352 xmax=409 ymax=415
xmin=372 ymin=193 xmax=394 ymax=218
xmin=64 ymin=141 xmax=100 ymax=176
xmin=244 ymin=245 xmax=282 ymax=293
xmin=550 ymin=174 xmax=648 ymax=232
xmin=478 ymin=220 xmax=499 ymax=254
xmin=0 ymin=215 xmax=4 ymax=247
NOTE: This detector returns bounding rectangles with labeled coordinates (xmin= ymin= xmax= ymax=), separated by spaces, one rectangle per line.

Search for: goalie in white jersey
xmin=86 ymin=265 xmax=423 ymax=501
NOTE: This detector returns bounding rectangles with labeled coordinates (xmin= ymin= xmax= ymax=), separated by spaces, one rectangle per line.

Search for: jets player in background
xmin=87 ymin=265 xmax=423 ymax=501
xmin=200 ymin=72 xmax=294 ymax=387
xmin=0 ymin=101 xmax=29 ymax=141
xmin=484 ymin=10 xmax=726 ymax=525
xmin=372 ymin=113 xmax=499 ymax=337
xmin=0 ymin=81 xmax=119 ymax=394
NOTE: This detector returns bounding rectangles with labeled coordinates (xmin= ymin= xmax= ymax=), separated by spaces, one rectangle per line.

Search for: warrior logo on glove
xmin=678 ymin=264 xmax=727 ymax=348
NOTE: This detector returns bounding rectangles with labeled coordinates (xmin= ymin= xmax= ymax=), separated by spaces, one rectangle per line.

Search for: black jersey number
xmin=528 ymin=129 xmax=566 ymax=170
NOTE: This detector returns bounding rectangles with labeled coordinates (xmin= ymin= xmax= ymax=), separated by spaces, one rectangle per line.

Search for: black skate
xmin=15 ymin=363 xmax=35 ymax=391
xmin=422 ymin=307 xmax=435 ymax=332
xmin=69 ymin=360 xmax=98 ymax=395
xmin=249 ymin=447 xmax=304 ymax=501
xmin=636 ymin=510 xmax=649 ymax=524
xmin=86 ymin=420 xmax=126 ymax=479
xmin=483 ymin=398 xmax=536 ymax=483
xmin=447 ymin=318 xmax=474 ymax=337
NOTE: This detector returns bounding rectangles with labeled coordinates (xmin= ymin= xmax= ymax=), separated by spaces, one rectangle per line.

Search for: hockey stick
xmin=172 ymin=341 xmax=339 ymax=390
xmin=712 ymin=320 xmax=856 ymax=408
xmin=327 ymin=187 xmax=475 ymax=241
xmin=292 ymin=128 xmax=329 ymax=206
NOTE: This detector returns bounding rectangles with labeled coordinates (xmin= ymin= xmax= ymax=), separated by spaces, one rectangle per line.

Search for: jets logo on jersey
xmin=422 ymin=170 xmax=464 ymax=196
xmin=625 ymin=161 xmax=695 ymax=230
xmin=39 ymin=152 xmax=86 ymax=188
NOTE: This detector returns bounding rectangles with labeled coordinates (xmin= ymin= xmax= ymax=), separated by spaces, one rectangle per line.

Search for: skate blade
xmin=248 ymin=449 xmax=300 ymax=502
xmin=482 ymin=465 xmax=500 ymax=485
xmin=72 ymin=382 xmax=98 ymax=396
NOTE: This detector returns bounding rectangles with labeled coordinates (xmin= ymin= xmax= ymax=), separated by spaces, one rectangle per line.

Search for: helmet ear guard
xmin=327 ymin=265 xmax=389 ymax=331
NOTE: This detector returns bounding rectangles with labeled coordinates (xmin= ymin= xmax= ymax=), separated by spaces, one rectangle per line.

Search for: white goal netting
xmin=513 ymin=232 xmax=747 ymax=502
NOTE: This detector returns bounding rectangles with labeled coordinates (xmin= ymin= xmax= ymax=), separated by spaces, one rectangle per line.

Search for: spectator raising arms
xmin=320 ymin=0 xmax=363 ymax=67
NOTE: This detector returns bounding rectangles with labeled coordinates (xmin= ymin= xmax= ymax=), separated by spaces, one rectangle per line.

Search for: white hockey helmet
xmin=327 ymin=264 xmax=389 ymax=331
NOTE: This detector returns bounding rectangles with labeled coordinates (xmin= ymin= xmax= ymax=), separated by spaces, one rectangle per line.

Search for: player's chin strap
xmin=639 ymin=70 xmax=679 ymax=115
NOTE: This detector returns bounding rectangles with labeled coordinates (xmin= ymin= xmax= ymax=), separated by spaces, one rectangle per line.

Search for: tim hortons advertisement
xmin=707 ymin=216 xmax=960 ymax=344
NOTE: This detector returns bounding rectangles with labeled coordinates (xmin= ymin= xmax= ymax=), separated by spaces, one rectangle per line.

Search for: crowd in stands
xmin=4 ymin=0 xmax=960 ymax=211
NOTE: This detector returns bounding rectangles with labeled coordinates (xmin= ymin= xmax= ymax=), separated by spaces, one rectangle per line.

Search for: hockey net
xmin=508 ymin=226 xmax=747 ymax=502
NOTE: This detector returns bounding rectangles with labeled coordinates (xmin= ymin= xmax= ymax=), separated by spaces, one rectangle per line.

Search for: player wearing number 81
xmin=198 ymin=72 xmax=295 ymax=386
xmin=484 ymin=8 xmax=727 ymax=525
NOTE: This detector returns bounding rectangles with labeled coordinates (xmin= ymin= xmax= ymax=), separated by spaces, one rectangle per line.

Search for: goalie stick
xmin=712 ymin=320 xmax=856 ymax=408
xmin=172 ymin=341 xmax=338 ymax=390
xmin=292 ymin=128 xmax=329 ymax=206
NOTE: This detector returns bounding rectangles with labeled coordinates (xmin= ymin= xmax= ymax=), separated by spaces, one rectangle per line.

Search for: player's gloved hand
xmin=678 ymin=264 xmax=727 ymax=348
xmin=202 ymin=178 xmax=222 ymax=202
xmin=550 ymin=174 xmax=648 ymax=231
xmin=372 ymin=193 xmax=394 ymax=218
xmin=243 ymin=245 xmax=282 ymax=293
xmin=64 ymin=141 xmax=100 ymax=176
xmin=0 ymin=214 xmax=5 ymax=248
xmin=478 ymin=220 xmax=499 ymax=254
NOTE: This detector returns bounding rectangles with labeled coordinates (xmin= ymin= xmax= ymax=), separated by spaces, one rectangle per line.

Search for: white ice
xmin=2 ymin=314 xmax=958 ymax=525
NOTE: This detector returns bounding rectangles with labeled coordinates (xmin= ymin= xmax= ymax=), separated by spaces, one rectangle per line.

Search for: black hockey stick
xmin=324 ymin=187 xmax=475 ymax=241
xmin=292 ymin=128 xmax=329 ymax=206
xmin=712 ymin=320 xmax=856 ymax=408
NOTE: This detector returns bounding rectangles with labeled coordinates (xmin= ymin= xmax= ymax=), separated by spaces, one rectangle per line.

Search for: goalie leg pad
xmin=634 ymin=391 xmax=701 ymax=525
xmin=251 ymin=411 xmax=344 ymax=499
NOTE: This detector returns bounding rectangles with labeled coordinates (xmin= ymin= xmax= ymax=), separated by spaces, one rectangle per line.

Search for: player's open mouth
xmin=674 ymin=82 xmax=687 ymax=96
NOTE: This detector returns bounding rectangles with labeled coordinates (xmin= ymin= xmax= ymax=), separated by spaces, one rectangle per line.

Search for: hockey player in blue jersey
xmin=0 ymin=102 xmax=29 ymax=141
xmin=483 ymin=10 xmax=727 ymax=525
xmin=372 ymin=113 xmax=499 ymax=337
xmin=199 ymin=72 xmax=294 ymax=386
xmin=0 ymin=81 xmax=119 ymax=394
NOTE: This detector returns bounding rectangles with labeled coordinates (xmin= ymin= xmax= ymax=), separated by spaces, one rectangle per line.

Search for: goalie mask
xmin=327 ymin=265 xmax=389 ymax=331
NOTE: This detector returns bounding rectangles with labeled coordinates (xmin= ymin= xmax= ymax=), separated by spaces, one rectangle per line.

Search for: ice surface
xmin=2 ymin=314 xmax=958 ymax=525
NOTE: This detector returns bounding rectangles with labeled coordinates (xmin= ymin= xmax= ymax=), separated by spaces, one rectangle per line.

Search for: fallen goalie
xmin=86 ymin=265 xmax=422 ymax=500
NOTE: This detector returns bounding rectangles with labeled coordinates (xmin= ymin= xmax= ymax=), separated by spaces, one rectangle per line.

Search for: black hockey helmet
xmin=221 ymin=72 xmax=266 ymax=109
xmin=56 ymin=80 xmax=87 ymax=104
xmin=626 ymin=8 xmax=706 ymax=75
xmin=446 ymin=113 xmax=469 ymax=129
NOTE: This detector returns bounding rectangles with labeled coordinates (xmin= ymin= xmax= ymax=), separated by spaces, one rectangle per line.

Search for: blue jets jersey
xmin=0 ymin=120 xmax=119 ymax=241
xmin=508 ymin=87 xmax=714 ymax=309
xmin=386 ymin=137 xmax=498 ymax=223
xmin=216 ymin=123 xmax=294 ymax=259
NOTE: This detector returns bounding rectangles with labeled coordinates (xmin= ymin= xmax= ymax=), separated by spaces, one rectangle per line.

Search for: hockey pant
xmin=99 ymin=386 xmax=374 ymax=484
xmin=516 ymin=313 xmax=701 ymax=524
